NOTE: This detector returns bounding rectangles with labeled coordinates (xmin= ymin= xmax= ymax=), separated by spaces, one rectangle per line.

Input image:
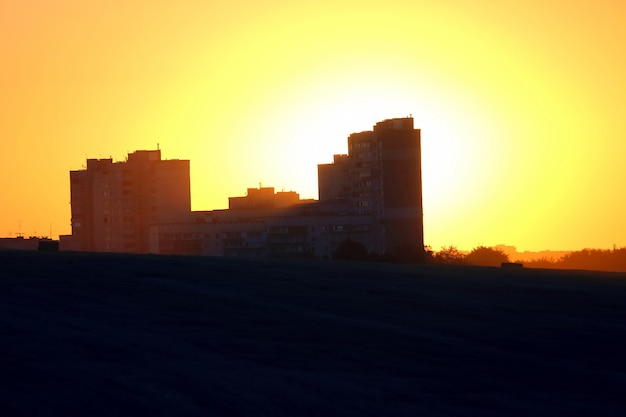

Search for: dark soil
xmin=1 ymin=251 xmax=625 ymax=416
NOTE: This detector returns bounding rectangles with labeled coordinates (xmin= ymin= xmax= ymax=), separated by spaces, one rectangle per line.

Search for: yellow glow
xmin=1 ymin=1 xmax=625 ymax=251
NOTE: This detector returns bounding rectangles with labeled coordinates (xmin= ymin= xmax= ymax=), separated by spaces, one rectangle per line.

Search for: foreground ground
xmin=1 ymin=251 xmax=625 ymax=416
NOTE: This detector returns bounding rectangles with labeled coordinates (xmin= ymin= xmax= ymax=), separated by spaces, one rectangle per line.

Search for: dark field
xmin=1 ymin=251 xmax=626 ymax=416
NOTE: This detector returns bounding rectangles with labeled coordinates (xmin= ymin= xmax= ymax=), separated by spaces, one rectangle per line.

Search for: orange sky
xmin=1 ymin=1 xmax=625 ymax=251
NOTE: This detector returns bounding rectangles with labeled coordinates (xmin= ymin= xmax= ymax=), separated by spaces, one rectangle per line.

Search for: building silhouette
xmin=0 ymin=236 xmax=58 ymax=252
xmin=151 ymin=186 xmax=379 ymax=258
xmin=65 ymin=117 xmax=424 ymax=260
xmin=67 ymin=150 xmax=190 ymax=253
xmin=318 ymin=117 xmax=424 ymax=256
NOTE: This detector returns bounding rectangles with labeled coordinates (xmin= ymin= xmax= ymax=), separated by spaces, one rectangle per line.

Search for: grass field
xmin=1 ymin=250 xmax=625 ymax=416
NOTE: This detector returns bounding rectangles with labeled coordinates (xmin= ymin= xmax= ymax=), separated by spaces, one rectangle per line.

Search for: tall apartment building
xmin=151 ymin=117 xmax=425 ymax=260
xmin=318 ymin=117 xmax=424 ymax=256
xmin=67 ymin=117 xmax=424 ymax=259
xmin=69 ymin=150 xmax=191 ymax=253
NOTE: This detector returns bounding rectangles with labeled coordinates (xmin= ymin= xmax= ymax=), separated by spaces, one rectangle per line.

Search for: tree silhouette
xmin=558 ymin=248 xmax=626 ymax=272
xmin=465 ymin=246 xmax=509 ymax=267
xmin=433 ymin=245 xmax=466 ymax=265
xmin=424 ymin=245 xmax=435 ymax=263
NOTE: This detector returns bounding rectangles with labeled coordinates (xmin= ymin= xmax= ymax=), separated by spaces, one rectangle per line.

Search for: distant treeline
xmin=327 ymin=240 xmax=626 ymax=272
xmin=428 ymin=245 xmax=626 ymax=272
xmin=333 ymin=241 xmax=512 ymax=267
xmin=520 ymin=248 xmax=626 ymax=272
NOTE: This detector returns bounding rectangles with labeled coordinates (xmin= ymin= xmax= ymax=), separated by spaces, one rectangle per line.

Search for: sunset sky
xmin=1 ymin=1 xmax=625 ymax=251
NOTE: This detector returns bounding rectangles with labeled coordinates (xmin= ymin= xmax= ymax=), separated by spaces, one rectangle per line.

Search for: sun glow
xmin=1 ymin=1 xmax=625 ymax=251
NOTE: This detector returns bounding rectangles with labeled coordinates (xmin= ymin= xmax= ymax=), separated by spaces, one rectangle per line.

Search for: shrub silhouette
xmin=523 ymin=257 xmax=558 ymax=269
xmin=465 ymin=246 xmax=509 ymax=267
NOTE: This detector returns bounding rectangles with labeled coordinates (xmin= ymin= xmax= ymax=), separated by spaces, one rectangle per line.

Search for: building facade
xmin=150 ymin=117 xmax=424 ymax=259
xmin=318 ymin=117 xmax=424 ymax=257
xmin=0 ymin=237 xmax=58 ymax=252
xmin=69 ymin=150 xmax=191 ymax=253
xmin=67 ymin=117 xmax=424 ymax=259
xmin=149 ymin=197 xmax=374 ymax=259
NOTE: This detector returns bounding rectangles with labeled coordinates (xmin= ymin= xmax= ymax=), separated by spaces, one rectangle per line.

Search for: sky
xmin=1 ymin=0 xmax=625 ymax=252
